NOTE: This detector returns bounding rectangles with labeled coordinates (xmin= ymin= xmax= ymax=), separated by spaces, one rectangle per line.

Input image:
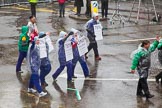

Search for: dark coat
xmin=74 ymin=0 xmax=84 ymax=7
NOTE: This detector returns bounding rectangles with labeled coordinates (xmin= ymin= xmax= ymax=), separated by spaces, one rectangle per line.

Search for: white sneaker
xmin=28 ymin=88 xmax=37 ymax=93
xmin=16 ymin=70 xmax=23 ymax=73
xmin=39 ymin=92 xmax=47 ymax=97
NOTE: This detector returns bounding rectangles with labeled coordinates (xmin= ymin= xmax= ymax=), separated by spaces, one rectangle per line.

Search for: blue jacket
xmin=58 ymin=39 xmax=67 ymax=65
xmin=86 ymin=19 xmax=98 ymax=43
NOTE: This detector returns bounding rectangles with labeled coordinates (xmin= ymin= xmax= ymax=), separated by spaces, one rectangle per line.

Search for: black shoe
xmin=41 ymin=82 xmax=48 ymax=87
xmin=16 ymin=70 xmax=23 ymax=73
xmin=52 ymin=77 xmax=57 ymax=82
xmin=59 ymin=15 xmax=62 ymax=18
xmin=67 ymin=79 xmax=74 ymax=83
xmin=137 ymin=93 xmax=145 ymax=97
xmin=146 ymin=94 xmax=154 ymax=99
xmin=72 ymin=76 xmax=77 ymax=78
xmin=85 ymin=54 xmax=88 ymax=59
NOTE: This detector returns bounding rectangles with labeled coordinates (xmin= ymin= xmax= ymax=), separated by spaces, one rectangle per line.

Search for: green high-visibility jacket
xmin=28 ymin=0 xmax=38 ymax=3
xmin=131 ymin=40 xmax=159 ymax=70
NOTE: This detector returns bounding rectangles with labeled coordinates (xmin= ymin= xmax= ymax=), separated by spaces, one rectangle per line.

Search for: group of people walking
xmin=16 ymin=0 xmax=162 ymax=100
xmin=15 ymin=12 xmax=102 ymax=97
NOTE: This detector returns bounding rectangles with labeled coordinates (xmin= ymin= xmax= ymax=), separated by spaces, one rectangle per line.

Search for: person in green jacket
xmin=16 ymin=26 xmax=29 ymax=73
xmin=28 ymin=0 xmax=38 ymax=17
xmin=155 ymin=39 xmax=162 ymax=84
xmin=131 ymin=36 xmax=159 ymax=99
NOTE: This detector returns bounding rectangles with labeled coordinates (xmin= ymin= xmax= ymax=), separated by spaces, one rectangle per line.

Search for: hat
xmin=38 ymin=32 xmax=46 ymax=38
xmin=59 ymin=31 xmax=67 ymax=38
xmin=34 ymin=36 xmax=39 ymax=42
xmin=70 ymin=28 xmax=78 ymax=34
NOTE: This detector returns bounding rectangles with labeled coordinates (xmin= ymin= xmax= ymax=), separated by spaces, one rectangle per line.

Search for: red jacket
xmin=58 ymin=0 xmax=66 ymax=4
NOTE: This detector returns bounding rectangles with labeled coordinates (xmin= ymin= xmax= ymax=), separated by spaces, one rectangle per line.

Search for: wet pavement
xmin=0 ymin=1 xmax=162 ymax=108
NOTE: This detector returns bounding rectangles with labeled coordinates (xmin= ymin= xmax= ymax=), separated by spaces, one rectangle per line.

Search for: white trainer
xmin=39 ymin=92 xmax=47 ymax=97
xmin=28 ymin=88 xmax=37 ymax=93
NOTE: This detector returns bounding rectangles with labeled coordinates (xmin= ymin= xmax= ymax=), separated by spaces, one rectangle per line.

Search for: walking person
xmin=70 ymin=28 xmax=90 ymax=78
xmin=39 ymin=32 xmax=52 ymax=87
xmin=52 ymin=31 xmax=74 ymax=82
xmin=28 ymin=0 xmax=38 ymax=17
xmin=58 ymin=0 xmax=66 ymax=17
xmin=16 ymin=26 xmax=30 ymax=73
xmin=27 ymin=16 xmax=38 ymax=42
xmin=101 ymin=0 xmax=108 ymax=18
xmin=85 ymin=13 xmax=102 ymax=60
xmin=131 ymin=36 xmax=159 ymax=99
xmin=74 ymin=0 xmax=84 ymax=16
xmin=27 ymin=36 xmax=47 ymax=97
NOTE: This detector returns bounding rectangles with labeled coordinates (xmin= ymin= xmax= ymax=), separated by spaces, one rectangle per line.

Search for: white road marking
xmin=76 ymin=78 xmax=156 ymax=82
xmin=59 ymin=73 xmax=156 ymax=82
xmin=120 ymin=38 xmax=156 ymax=42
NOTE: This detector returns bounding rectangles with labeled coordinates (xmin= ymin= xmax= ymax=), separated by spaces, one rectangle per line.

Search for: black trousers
xmin=101 ymin=1 xmax=108 ymax=18
xmin=77 ymin=6 xmax=81 ymax=15
xmin=137 ymin=78 xmax=150 ymax=96
xmin=85 ymin=0 xmax=91 ymax=17
xmin=87 ymin=42 xmax=99 ymax=57
xmin=30 ymin=3 xmax=37 ymax=17
xmin=156 ymin=72 xmax=162 ymax=83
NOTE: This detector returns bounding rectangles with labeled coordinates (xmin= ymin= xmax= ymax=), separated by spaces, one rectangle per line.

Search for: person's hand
xmin=46 ymin=32 xmax=51 ymax=36
xmin=131 ymin=70 xmax=135 ymax=74
xmin=156 ymin=35 xmax=160 ymax=41
xmin=68 ymin=31 xmax=74 ymax=36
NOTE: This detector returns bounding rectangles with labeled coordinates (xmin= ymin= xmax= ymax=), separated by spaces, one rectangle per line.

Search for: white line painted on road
xmin=120 ymin=38 xmax=156 ymax=42
xmin=59 ymin=73 xmax=156 ymax=82
xmin=74 ymin=78 xmax=156 ymax=82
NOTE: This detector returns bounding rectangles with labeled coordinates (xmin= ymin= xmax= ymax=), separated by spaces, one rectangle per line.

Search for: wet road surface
xmin=0 ymin=1 xmax=162 ymax=108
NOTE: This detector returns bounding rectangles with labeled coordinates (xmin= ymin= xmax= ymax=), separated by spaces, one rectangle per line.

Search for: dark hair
xmin=141 ymin=40 xmax=150 ymax=47
xmin=29 ymin=16 xmax=35 ymax=19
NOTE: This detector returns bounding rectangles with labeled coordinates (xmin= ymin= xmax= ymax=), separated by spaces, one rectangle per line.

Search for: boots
xmin=136 ymin=92 xmax=145 ymax=97
xmin=146 ymin=94 xmax=154 ymax=99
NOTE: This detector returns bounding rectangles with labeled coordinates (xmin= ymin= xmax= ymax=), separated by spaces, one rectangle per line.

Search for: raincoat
xmin=131 ymin=41 xmax=159 ymax=78
xmin=39 ymin=32 xmax=52 ymax=85
xmin=28 ymin=37 xmax=43 ymax=93
xmin=52 ymin=31 xmax=73 ymax=81
xmin=71 ymin=29 xmax=89 ymax=77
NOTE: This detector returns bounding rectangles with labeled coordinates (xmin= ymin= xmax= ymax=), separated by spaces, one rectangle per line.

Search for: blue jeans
xmin=59 ymin=3 xmax=65 ymax=17
xmin=40 ymin=58 xmax=51 ymax=84
xmin=52 ymin=61 xmax=72 ymax=81
xmin=29 ymin=74 xmax=42 ymax=93
xmin=72 ymin=56 xmax=89 ymax=77
xmin=16 ymin=51 xmax=27 ymax=72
